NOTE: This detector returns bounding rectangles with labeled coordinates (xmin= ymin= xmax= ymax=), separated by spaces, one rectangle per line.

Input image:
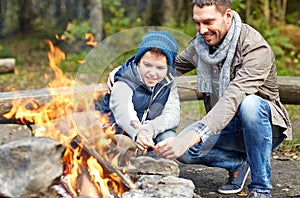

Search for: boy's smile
xmin=138 ymin=51 xmax=168 ymax=88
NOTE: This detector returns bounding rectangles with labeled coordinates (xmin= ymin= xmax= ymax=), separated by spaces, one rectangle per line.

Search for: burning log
xmin=0 ymin=136 xmax=195 ymax=198
xmin=19 ymin=110 xmax=137 ymax=197
xmin=0 ymin=84 xmax=107 ymax=124
xmin=69 ymin=135 xmax=137 ymax=190
xmin=0 ymin=112 xmax=137 ymax=198
xmin=0 ymin=58 xmax=15 ymax=74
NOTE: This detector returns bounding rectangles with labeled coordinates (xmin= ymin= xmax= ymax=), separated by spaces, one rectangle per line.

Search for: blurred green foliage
xmin=58 ymin=20 xmax=95 ymax=43
xmin=0 ymin=44 xmax=14 ymax=58
xmin=102 ymin=0 xmax=142 ymax=35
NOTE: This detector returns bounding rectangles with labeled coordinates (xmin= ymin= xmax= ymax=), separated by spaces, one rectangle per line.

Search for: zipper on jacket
xmin=141 ymin=88 xmax=156 ymax=124
xmin=141 ymin=73 xmax=175 ymax=124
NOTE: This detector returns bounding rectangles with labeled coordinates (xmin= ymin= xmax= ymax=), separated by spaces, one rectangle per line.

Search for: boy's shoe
xmin=248 ymin=191 xmax=272 ymax=198
xmin=218 ymin=161 xmax=250 ymax=194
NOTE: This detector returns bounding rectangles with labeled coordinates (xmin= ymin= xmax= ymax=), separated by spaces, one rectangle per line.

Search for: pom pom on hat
xmin=134 ymin=30 xmax=178 ymax=67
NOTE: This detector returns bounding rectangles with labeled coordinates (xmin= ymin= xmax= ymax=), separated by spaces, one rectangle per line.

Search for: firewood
xmin=70 ymin=136 xmax=137 ymax=190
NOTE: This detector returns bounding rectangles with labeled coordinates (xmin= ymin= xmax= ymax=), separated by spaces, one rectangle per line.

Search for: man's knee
xmin=176 ymin=152 xmax=194 ymax=164
xmin=239 ymin=95 xmax=261 ymax=111
xmin=154 ymin=130 xmax=176 ymax=143
xmin=238 ymin=95 xmax=270 ymax=122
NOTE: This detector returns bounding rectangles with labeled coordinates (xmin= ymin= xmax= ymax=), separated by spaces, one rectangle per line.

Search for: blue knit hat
xmin=134 ymin=30 xmax=178 ymax=67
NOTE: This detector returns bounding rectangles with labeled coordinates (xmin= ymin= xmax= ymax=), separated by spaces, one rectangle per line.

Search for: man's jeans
xmin=177 ymin=95 xmax=286 ymax=193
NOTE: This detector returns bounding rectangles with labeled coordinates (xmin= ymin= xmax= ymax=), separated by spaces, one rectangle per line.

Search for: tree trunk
xmin=0 ymin=0 xmax=3 ymax=37
xmin=163 ymin=0 xmax=174 ymax=23
xmin=175 ymin=0 xmax=192 ymax=26
xmin=18 ymin=0 xmax=33 ymax=34
xmin=89 ymin=0 xmax=103 ymax=42
xmin=58 ymin=0 xmax=68 ymax=27
xmin=245 ymin=0 xmax=251 ymax=23
xmin=280 ymin=0 xmax=287 ymax=23
xmin=261 ymin=0 xmax=270 ymax=26
xmin=147 ymin=0 xmax=164 ymax=26
xmin=275 ymin=0 xmax=287 ymax=23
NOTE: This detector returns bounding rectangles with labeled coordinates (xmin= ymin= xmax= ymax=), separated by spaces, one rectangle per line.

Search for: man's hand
xmin=154 ymin=130 xmax=201 ymax=159
xmin=106 ymin=66 xmax=121 ymax=94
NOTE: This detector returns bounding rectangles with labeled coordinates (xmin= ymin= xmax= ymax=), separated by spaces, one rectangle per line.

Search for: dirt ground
xmin=180 ymin=157 xmax=300 ymax=198
xmin=1 ymin=124 xmax=299 ymax=198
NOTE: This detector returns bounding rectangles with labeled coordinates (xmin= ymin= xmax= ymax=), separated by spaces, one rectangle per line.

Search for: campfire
xmin=4 ymin=38 xmax=134 ymax=197
xmin=1 ymin=33 xmax=196 ymax=198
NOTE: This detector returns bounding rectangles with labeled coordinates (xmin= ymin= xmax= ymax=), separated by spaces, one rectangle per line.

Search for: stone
xmin=129 ymin=156 xmax=180 ymax=177
xmin=122 ymin=174 xmax=195 ymax=198
xmin=0 ymin=137 xmax=65 ymax=198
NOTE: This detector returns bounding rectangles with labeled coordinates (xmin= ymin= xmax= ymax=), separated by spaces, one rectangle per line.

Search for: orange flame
xmin=55 ymin=34 xmax=67 ymax=41
xmin=4 ymin=40 xmax=126 ymax=197
xmin=85 ymin=33 xmax=98 ymax=47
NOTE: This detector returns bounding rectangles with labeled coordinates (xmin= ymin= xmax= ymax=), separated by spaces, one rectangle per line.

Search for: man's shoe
xmin=218 ymin=161 xmax=250 ymax=194
xmin=248 ymin=191 xmax=272 ymax=198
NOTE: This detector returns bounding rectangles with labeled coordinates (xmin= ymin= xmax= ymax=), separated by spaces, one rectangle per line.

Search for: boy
xmin=98 ymin=30 xmax=179 ymax=153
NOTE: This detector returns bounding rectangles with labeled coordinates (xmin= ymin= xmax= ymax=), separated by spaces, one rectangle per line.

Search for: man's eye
xmin=204 ymin=21 xmax=214 ymax=25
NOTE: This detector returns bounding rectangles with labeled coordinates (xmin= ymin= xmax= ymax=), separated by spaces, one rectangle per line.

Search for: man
xmin=153 ymin=1 xmax=292 ymax=197
xmin=107 ymin=1 xmax=292 ymax=197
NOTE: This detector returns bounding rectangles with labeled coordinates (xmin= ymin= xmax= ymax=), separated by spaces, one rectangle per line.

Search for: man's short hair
xmin=192 ymin=0 xmax=232 ymax=14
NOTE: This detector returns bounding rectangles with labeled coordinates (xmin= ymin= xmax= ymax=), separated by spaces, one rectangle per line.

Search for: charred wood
xmin=69 ymin=136 xmax=137 ymax=190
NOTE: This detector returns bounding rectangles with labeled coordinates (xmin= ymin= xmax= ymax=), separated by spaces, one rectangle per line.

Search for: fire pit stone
xmin=122 ymin=174 xmax=195 ymax=198
xmin=128 ymin=155 xmax=180 ymax=177
xmin=0 ymin=137 xmax=65 ymax=198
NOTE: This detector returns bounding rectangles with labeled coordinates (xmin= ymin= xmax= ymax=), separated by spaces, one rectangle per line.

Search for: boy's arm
xmin=109 ymin=81 xmax=139 ymax=139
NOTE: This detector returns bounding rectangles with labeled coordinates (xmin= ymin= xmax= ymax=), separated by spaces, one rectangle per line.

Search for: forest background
xmin=0 ymin=0 xmax=299 ymax=153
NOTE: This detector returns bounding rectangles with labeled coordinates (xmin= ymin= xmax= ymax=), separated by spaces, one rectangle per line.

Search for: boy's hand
xmin=106 ymin=66 xmax=121 ymax=94
xmin=135 ymin=129 xmax=155 ymax=152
